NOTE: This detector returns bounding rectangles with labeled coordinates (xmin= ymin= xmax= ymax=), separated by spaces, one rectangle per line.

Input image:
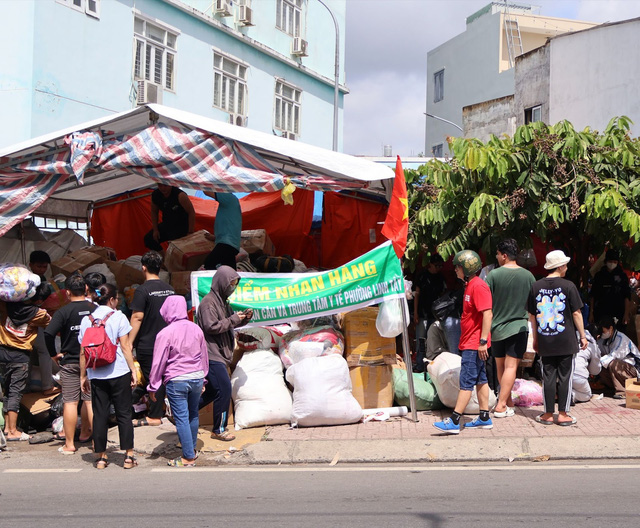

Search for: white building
xmin=425 ymin=2 xmax=595 ymax=156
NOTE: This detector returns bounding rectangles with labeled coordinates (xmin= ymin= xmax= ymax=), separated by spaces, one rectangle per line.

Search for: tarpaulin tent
xmin=0 ymin=104 xmax=394 ymax=238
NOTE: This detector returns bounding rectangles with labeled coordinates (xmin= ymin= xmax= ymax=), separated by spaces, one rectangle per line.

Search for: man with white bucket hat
xmin=528 ymin=250 xmax=588 ymax=426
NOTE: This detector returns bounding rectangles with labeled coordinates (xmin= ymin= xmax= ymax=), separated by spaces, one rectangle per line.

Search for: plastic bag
xmin=236 ymin=326 xmax=283 ymax=352
xmin=0 ymin=263 xmax=41 ymax=302
xmin=511 ymin=378 xmax=543 ymax=407
xmin=375 ymin=298 xmax=407 ymax=338
xmin=279 ymin=325 xmax=344 ymax=369
xmin=392 ymin=368 xmax=443 ymax=410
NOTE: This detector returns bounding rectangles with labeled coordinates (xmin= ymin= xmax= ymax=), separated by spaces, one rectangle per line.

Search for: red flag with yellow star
xmin=381 ymin=156 xmax=409 ymax=259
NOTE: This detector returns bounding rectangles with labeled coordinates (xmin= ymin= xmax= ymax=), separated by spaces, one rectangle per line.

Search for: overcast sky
xmin=343 ymin=0 xmax=640 ymax=157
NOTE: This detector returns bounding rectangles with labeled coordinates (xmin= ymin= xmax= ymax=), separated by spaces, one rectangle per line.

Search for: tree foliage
xmin=405 ymin=117 xmax=640 ymax=276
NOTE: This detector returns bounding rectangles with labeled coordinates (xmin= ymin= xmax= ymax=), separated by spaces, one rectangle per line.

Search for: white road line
xmin=151 ymin=464 xmax=640 ymax=473
xmin=4 ymin=469 xmax=83 ymax=473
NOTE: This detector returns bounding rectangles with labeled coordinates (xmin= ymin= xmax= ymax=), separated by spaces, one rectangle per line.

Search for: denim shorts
xmin=459 ymin=349 xmax=488 ymax=390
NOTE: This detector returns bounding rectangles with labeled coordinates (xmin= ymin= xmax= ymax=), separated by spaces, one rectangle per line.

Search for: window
xmin=432 ymin=143 xmax=443 ymax=157
xmin=274 ymin=80 xmax=301 ymax=137
xmin=32 ymin=215 xmax=89 ymax=241
xmin=133 ymin=17 xmax=178 ymax=91
xmin=213 ymin=51 xmax=248 ymax=116
xmin=276 ymin=0 xmax=303 ymax=37
xmin=434 ymin=69 xmax=444 ymax=103
xmin=524 ymin=104 xmax=542 ymax=124
xmin=57 ymin=0 xmax=100 ymax=18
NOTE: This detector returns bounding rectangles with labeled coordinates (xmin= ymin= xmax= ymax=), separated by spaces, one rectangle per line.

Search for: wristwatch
xmin=479 ymin=338 xmax=488 ymax=345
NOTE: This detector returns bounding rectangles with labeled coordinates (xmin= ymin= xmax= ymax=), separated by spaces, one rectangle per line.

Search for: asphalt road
xmin=2 ymin=459 xmax=638 ymax=528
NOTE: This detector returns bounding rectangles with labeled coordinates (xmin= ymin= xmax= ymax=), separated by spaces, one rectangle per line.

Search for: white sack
xmin=427 ymin=351 xmax=496 ymax=415
xmin=286 ymin=354 xmax=363 ymax=427
xmin=231 ymin=349 xmax=292 ymax=429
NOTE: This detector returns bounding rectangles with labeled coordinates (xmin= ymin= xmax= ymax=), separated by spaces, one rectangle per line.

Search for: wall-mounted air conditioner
xmin=215 ymin=0 xmax=233 ymax=16
xmin=238 ymin=6 xmax=254 ymax=26
xmin=284 ymin=131 xmax=296 ymax=140
xmin=229 ymin=114 xmax=247 ymax=127
xmin=291 ymin=37 xmax=308 ymax=57
xmin=136 ymin=80 xmax=163 ymax=105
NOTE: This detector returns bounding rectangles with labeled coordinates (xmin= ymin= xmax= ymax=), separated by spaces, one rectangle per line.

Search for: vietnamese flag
xmin=381 ymin=156 xmax=409 ymax=259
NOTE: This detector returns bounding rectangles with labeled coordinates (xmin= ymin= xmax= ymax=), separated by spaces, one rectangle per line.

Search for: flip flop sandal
xmin=535 ymin=414 xmax=554 ymax=425
xmin=95 ymin=456 xmax=109 ymax=469
xmin=58 ymin=446 xmax=76 ymax=455
xmin=211 ymin=431 xmax=236 ymax=442
xmin=556 ymin=416 xmax=577 ymax=426
xmin=6 ymin=432 xmax=31 ymax=442
xmin=133 ymin=417 xmax=150 ymax=428
xmin=167 ymin=457 xmax=196 ymax=468
xmin=123 ymin=455 xmax=138 ymax=469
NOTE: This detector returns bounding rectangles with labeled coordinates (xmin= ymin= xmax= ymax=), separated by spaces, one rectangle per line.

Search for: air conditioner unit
xmin=291 ymin=37 xmax=308 ymax=57
xmin=238 ymin=6 xmax=254 ymax=25
xmin=284 ymin=131 xmax=296 ymax=140
xmin=136 ymin=80 xmax=163 ymax=105
xmin=214 ymin=0 xmax=233 ymax=16
xmin=229 ymin=114 xmax=247 ymax=127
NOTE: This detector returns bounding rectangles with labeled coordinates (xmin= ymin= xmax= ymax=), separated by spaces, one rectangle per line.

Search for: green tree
xmin=406 ymin=117 xmax=640 ymax=282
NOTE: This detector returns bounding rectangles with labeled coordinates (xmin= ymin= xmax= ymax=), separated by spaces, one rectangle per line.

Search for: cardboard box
xmin=165 ymin=230 xmax=215 ymax=272
xmin=349 ymin=365 xmax=394 ymax=409
xmin=625 ymin=378 xmax=640 ymax=409
xmin=81 ymin=245 xmax=117 ymax=261
xmin=20 ymin=391 xmax=58 ymax=416
xmin=240 ymin=229 xmax=275 ymax=256
xmin=105 ymin=260 xmax=145 ymax=290
xmin=171 ymin=271 xmax=192 ymax=296
xmin=342 ymin=307 xmax=396 ymax=367
xmin=198 ymin=401 xmax=234 ymax=427
xmin=50 ymin=249 xmax=103 ymax=277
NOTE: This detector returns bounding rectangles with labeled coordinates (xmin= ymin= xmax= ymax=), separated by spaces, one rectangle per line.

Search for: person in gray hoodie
xmin=572 ymin=329 xmax=601 ymax=403
xmin=197 ymin=266 xmax=252 ymax=441
xmin=148 ymin=295 xmax=208 ymax=467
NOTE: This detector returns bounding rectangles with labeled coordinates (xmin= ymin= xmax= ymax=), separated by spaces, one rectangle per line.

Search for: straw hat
xmin=544 ymin=250 xmax=571 ymax=270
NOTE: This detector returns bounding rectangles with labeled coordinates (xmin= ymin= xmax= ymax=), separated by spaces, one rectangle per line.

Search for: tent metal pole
xmin=20 ymin=220 xmax=26 ymax=265
xmin=400 ymin=295 xmax=418 ymax=422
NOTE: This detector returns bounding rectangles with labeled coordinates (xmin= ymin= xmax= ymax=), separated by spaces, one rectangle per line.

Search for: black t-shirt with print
xmin=129 ymin=279 xmax=174 ymax=352
xmin=527 ymin=277 xmax=583 ymax=357
xmin=44 ymin=300 xmax=96 ymax=365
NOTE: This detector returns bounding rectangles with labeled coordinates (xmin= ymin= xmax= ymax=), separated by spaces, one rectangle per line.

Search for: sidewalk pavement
xmin=128 ymin=394 xmax=640 ymax=465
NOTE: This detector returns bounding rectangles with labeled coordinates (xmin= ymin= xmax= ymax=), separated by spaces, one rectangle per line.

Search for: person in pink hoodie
xmin=148 ymin=295 xmax=208 ymax=467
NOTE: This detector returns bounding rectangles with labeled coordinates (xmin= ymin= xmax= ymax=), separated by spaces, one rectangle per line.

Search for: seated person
xmin=144 ymin=183 xmax=195 ymax=252
xmin=425 ymin=320 xmax=449 ymax=362
xmin=597 ymin=316 xmax=640 ymax=399
xmin=572 ymin=329 xmax=601 ymax=403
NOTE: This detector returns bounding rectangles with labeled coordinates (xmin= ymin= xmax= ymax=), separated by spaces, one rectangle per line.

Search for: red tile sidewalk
xmin=265 ymin=396 xmax=640 ymax=441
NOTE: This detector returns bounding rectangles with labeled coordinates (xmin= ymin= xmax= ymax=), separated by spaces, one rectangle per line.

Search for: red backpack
xmin=82 ymin=312 xmax=119 ymax=369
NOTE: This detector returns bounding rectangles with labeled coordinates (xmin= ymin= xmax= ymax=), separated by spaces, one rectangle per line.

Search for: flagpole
xmin=399 ymin=279 xmax=419 ymax=422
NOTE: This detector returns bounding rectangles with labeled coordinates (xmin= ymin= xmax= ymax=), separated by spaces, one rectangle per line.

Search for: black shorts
xmin=491 ymin=331 xmax=528 ymax=359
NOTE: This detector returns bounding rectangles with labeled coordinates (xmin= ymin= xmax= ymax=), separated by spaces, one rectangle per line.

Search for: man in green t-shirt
xmin=486 ymin=239 xmax=535 ymax=418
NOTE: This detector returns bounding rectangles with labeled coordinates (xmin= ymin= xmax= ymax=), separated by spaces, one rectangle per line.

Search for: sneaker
xmin=432 ymin=418 xmax=460 ymax=435
xmin=465 ymin=416 xmax=493 ymax=429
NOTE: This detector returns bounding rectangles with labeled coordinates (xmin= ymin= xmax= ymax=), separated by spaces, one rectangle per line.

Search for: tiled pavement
xmin=265 ymin=395 xmax=640 ymax=441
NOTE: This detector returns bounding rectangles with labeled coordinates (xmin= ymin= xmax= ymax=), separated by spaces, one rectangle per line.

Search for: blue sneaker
xmin=432 ymin=417 xmax=460 ymax=435
xmin=465 ymin=416 xmax=493 ymax=430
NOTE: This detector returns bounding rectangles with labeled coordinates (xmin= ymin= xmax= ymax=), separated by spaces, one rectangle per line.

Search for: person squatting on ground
xmin=597 ymin=316 xmax=640 ymax=399
xmin=129 ymin=251 xmax=174 ymax=427
xmin=148 ymin=295 xmax=208 ymax=468
xmin=413 ymin=254 xmax=446 ymax=372
xmin=197 ymin=266 xmax=252 ymax=441
xmin=485 ymin=239 xmax=535 ymax=418
xmin=0 ymin=283 xmax=51 ymax=441
xmin=28 ymin=250 xmax=57 ymax=396
xmin=433 ymin=250 xmax=493 ymax=435
xmin=144 ymin=183 xmax=195 ymax=252
xmin=203 ymin=192 xmax=242 ymax=271
xmin=572 ymin=329 xmax=601 ymax=403
xmin=44 ymin=273 xmax=96 ymax=454
xmin=79 ymin=284 xmax=138 ymax=469
xmin=528 ymin=250 xmax=587 ymax=426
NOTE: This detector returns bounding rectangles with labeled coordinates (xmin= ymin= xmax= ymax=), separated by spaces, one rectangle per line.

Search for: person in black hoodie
xmin=45 ymin=273 xmax=96 ymax=454
xmin=0 ymin=283 xmax=51 ymax=441
xmin=197 ymin=266 xmax=252 ymax=441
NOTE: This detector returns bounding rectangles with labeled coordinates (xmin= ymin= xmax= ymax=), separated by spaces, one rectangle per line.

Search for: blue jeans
xmin=166 ymin=379 xmax=203 ymax=460
xmin=443 ymin=317 xmax=461 ymax=355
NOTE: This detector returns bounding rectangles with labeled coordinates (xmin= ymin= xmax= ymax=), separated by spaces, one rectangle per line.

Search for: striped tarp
xmin=0 ymin=124 xmax=292 ymax=236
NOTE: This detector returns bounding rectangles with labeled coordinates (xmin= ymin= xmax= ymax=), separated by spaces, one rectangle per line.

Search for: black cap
xmin=430 ymin=254 xmax=444 ymax=264
xmin=605 ymin=249 xmax=620 ymax=262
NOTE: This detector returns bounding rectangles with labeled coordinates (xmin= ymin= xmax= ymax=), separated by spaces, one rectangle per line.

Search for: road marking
xmin=151 ymin=464 xmax=640 ymax=473
xmin=4 ymin=469 xmax=83 ymax=474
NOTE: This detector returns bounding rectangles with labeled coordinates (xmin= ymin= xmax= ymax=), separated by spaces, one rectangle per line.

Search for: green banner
xmin=191 ymin=241 xmax=404 ymax=326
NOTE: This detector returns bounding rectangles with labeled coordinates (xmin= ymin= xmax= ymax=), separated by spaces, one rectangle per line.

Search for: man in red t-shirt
xmin=433 ymin=250 xmax=493 ymax=434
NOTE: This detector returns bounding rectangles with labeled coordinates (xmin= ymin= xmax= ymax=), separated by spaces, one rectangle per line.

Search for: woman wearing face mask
xmin=197 ymin=266 xmax=252 ymax=441
xmin=597 ymin=316 xmax=640 ymax=399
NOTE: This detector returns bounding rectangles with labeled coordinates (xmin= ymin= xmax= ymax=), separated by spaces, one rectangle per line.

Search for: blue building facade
xmin=0 ymin=0 xmax=346 ymax=150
